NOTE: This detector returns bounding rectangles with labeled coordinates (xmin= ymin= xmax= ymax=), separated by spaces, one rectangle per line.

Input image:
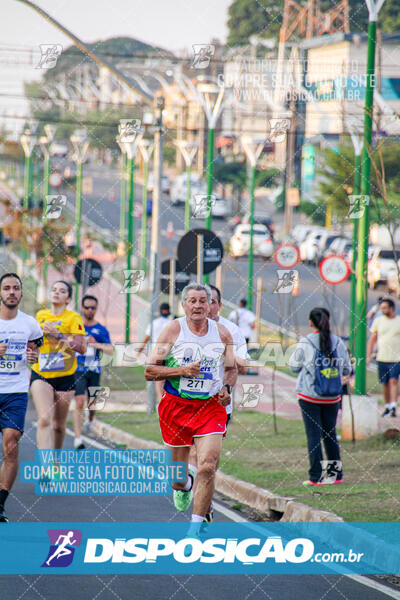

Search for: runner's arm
xmin=58 ymin=334 xmax=86 ymax=354
xmin=136 ymin=334 xmax=150 ymax=356
xmin=87 ymin=339 xmax=114 ymax=356
xmin=144 ymin=321 xmax=198 ymax=381
xmin=218 ymin=324 xmax=238 ymax=387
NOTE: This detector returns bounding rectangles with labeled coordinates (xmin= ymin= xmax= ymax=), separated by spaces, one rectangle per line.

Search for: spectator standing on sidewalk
xmin=367 ymin=298 xmax=400 ymax=418
xmin=289 ymin=307 xmax=351 ymax=487
xmin=228 ymin=298 xmax=255 ymax=344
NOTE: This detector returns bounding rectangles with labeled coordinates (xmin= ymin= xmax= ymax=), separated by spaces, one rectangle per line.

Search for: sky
xmin=1 ymin=0 xmax=231 ymax=132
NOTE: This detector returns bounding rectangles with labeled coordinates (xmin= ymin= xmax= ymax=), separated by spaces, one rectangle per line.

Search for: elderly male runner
xmin=145 ymin=283 xmax=236 ymax=533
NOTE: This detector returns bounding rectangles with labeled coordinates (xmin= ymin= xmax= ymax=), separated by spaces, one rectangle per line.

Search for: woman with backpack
xmin=289 ymin=307 xmax=351 ymax=487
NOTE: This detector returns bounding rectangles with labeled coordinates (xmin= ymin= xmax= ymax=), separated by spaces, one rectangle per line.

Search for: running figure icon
xmin=45 ymin=531 xmax=77 ymax=566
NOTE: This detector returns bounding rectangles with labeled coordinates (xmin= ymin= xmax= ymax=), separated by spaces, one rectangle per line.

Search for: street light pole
xmin=20 ymin=129 xmax=37 ymax=263
xmin=39 ymin=126 xmax=55 ymax=303
xmin=138 ymin=139 xmax=154 ymax=273
xmin=241 ymin=136 xmax=265 ymax=310
xmin=347 ymin=126 xmax=363 ymax=353
xmin=70 ymin=129 xmax=90 ymax=310
xmin=148 ymin=96 xmax=165 ymax=414
xmin=354 ymin=0 xmax=385 ymax=395
xmin=175 ymin=140 xmax=198 ymax=232
xmin=116 ymin=138 xmax=127 ymax=248
xmin=118 ymin=125 xmax=142 ymax=344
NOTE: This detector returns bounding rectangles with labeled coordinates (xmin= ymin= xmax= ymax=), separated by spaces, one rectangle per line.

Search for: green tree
xmin=314 ymin=141 xmax=400 ymax=225
xmin=227 ymin=0 xmax=282 ymax=47
xmin=226 ymin=0 xmax=399 ymax=47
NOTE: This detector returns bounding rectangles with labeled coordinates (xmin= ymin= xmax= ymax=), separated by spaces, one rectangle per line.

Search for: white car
xmin=191 ymin=195 xmax=227 ymax=219
xmin=148 ymin=173 xmax=170 ymax=194
xmin=229 ymin=224 xmax=273 ymax=259
xmin=170 ymin=173 xmax=205 ymax=205
xmin=292 ymin=224 xmax=320 ymax=245
xmin=367 ymin=247 xmax=400 ymax=289
xmin=299 ymin=230 xmax=326 ymax=263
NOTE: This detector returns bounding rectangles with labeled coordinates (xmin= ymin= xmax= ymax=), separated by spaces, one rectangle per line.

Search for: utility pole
xmin=354 ymin=0 xmax=386 ymax=394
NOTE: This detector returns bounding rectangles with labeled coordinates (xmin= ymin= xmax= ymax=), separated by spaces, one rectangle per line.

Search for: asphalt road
xmin=1 ymin=404 xmax=397 ymax=600
xmin=61 ymin=161 xmax=384 ymax=335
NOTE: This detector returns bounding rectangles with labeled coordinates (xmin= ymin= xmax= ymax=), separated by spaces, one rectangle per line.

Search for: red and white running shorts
xmin=158 ymin=390 xmax=227 ymax=447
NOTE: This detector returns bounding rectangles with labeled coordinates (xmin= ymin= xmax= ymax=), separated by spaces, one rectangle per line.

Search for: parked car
xmin=299 ymin=230 xmax=326 ymax=264
xmin=367 ymin=246 xmax=400 ymax=289
xmin=229 ymin=223 xmax=273 ymax=259
xmin=170 ymin=173 xmax=204 ymax=205
xmin=322 ymin=236 xmax=352 ymax=260
xmin=242 ymin=213 xmax=275 ymax=239
xmin=148 ymin=173 xmax=170 ymax=194
xmin=387 ymin=268 xmax=400 ymax=297
xmin=315 ymin=234 xmax=341 ymax=263
xmin=292 ymin=224 xmax=320 ymax=245
xmin=191 ymin=195 xmax=227 ymax=219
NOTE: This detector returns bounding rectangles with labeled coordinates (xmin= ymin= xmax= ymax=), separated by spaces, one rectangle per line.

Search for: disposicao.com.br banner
xmin=1 ymin=522 xmax=399 ymax=575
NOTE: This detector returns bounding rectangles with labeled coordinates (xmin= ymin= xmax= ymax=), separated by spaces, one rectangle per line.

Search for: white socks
xmin=191 ymin=514 xmax=204 ymax=523
xmin=74 ymin=437 xmax=83 ymax=449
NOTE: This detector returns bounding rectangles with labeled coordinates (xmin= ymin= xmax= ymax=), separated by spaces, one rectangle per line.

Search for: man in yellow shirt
xmin=367 ymin=298 xmax=400 ymax=417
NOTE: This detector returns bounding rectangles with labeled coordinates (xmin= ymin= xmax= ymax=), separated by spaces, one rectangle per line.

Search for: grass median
xmin=97 ymin=409 xmax=400 ymax=522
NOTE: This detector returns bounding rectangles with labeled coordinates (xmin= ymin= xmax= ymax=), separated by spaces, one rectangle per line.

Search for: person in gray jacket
xmin=289 ymin=307 xmax=351 ymax=487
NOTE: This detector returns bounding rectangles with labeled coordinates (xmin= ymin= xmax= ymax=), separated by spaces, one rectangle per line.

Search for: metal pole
xmin=148 ymin=98 xmax=164 ymax=414
xmin=185 ymin=163 xmax=191 ymax=232
xmin=204 ymin=126 xmax=215 ymax=283
xmin=74 ymin=161 xmax=83 ymax=310
xmin=197 ymin=234 xmax=204 ymax=284
xmin=141 ymin=158 xmax=149 ymax=272
xmin=215 ymin=264 xmax=222 ymax=292
xmin=247 ymin=165 xmax=256 ymax=309
xmin=42 ymin=153 xmax=50 ymax=303
xmin=354 ymin=15 xmax=378 ymax=395
xmin=349 ymin=153 xmax=361 ymax=352
xmin=120 ymin=152 xmax=126 ymax=244
xmin=125 ymin=156 xmax=135 ymax=343
xmin=22 ymin=153 xmax=31 ymax=262
xmin=256 ymin=277 xmax=262 ymax=342
xmin=169 ymin=258 xmax=175 ymax=316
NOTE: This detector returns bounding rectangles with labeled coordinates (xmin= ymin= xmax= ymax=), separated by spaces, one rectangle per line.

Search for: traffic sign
xmin=74 ymin=258 xmax=103 ymax=287
xmin=274 ymin=244 xmax=300 ymax=269
xmin=160 ymin=259 xmax=190 ymax=294
xmin=319 ymin=255 xmax=350 ymax=285
xmin=49 ymin=172 xmax=62 ymax=187
xmin=177 ymin=228 xmax=223 ymax=275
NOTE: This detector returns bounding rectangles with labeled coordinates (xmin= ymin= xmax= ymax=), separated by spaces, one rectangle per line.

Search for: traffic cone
xmin=167 ymin=221 xmax=174 ymax=238
xmin=292 ymin=273 xmax=300 ymax=296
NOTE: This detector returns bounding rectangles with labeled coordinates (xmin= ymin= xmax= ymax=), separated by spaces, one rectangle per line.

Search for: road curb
xmin=92 ymin=419 xmax=343 ymax=523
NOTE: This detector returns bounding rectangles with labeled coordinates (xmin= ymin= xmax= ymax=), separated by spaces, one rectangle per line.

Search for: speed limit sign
xmin=274 ymin=244 xmax=300 ymax=269
xmin=319 ymin=255 xmax=350 ymax=284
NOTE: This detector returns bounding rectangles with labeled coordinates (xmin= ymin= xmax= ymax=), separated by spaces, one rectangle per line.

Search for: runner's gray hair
xmin=181 ymin=282 xmax=211 ymax=304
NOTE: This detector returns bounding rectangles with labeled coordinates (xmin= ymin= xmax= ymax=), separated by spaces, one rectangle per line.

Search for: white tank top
xmin=164 ymin=317 xmax=225 ymax=399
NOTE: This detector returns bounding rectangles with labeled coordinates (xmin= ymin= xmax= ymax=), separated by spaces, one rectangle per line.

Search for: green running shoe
xmin=173 ymin=468 xmax=195 ymax=512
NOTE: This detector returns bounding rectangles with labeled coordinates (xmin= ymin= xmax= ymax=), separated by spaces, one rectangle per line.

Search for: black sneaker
xmin=76 ymin=443 xmax=86 ymax=450
xmin=390 ymin=407 xmax=397 ymax=418
xmin=382 ymin=407 xmax=391 ymax=417
xmin=0 ymin=507 xmax=8 ymax=523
